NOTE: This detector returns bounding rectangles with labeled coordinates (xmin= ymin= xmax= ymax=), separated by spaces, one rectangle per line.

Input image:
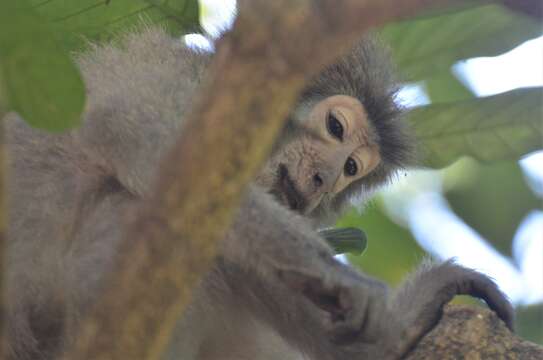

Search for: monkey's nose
xmin=312 ymin=173 xmax=324 ymax=188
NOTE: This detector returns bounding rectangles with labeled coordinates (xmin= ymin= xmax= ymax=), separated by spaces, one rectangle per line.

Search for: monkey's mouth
xmin=272 ymin=164 xmax=307 ymax=213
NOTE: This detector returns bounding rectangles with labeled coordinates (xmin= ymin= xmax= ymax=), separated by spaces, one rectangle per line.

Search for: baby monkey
xmin=4 ymin=26 xmax=513 ymax=360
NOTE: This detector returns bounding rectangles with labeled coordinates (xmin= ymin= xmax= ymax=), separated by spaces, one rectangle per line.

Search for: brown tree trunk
xmin=407 ymin=305 xmax=543 ymax=359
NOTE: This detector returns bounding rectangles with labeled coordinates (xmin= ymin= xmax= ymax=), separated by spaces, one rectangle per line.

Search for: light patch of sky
xmin=454 ymin=37 xmax=543 ymax=97
xmin=396 ymin=83 xmax=430 ymax=108
xmin=184 ymin=0 xmax=236 ymax=51
xmin=199 ymin=0 xmax=236 ymax=38
xmin=184 ymin=33 xmax=214 ymax=51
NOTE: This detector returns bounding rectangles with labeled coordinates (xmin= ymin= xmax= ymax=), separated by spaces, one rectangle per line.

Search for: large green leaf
xmin=1 ymin=0 xmax=199 ymax=130
xmin=0 ymin=0 xmax=85 ymax=130
xmin=30 ymin=0 xmax=200 ymax=51
xmin=381 ymin=4 xmax=541 ymax=80
xmin=410 ymin=87 xmax=543 ymax=168
xmin=424 ymin=70 xmax=474 ymax=103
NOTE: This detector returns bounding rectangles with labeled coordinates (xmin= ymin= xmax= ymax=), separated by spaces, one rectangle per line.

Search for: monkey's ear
xmin=319 ymin=227 xmax=368 ymax=255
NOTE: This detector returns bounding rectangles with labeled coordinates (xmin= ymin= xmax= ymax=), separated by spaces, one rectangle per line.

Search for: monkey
xmin=3 ymin=25 xmax=514 ymax=360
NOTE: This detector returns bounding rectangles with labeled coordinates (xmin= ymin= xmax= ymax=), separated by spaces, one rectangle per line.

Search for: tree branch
xmin=502 ymin=0 xmax=543 ymax=18
xmin=64 ymin=1 xmax=518 ymax=359
xmin=0 ymin=123 xmax=5 ymax=360
xmin=407 ymin=305 xmax=543 ymax=359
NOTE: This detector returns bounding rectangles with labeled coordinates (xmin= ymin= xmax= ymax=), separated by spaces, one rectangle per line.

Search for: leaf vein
xmin=417 ymin=116 xmax=538 ymax=141
xmin=53 ymin=1 xmax=107 ymax=22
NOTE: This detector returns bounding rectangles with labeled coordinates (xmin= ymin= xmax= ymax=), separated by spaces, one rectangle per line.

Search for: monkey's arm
xmin=209 ymin=186 xmax=514 ymax=360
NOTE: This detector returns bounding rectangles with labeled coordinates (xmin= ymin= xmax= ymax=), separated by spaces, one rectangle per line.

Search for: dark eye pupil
xmin=344 ymin=157 xmax=357 ymax=176
xmin=327 ymin=113 xmax=344 ymax=140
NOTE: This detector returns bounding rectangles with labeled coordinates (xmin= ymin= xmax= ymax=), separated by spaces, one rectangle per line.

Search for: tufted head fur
xmin=282 ymin=36 xmax=416 ymax=224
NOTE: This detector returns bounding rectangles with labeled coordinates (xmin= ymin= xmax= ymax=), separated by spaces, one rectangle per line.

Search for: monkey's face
xmin=255 ymin=95 xmax=381 ymax=218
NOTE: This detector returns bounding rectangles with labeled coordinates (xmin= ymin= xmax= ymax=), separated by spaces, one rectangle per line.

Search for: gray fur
xmin=5 ymin=26 xmax=513 ymax=360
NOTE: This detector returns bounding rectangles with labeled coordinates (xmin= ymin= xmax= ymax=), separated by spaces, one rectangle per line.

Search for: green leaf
xmin=319 ymin=227 xmax=368 ymax=255
xmin=0 ymin=69 xmax=7 ymax=117
xmin=30 ymin=0 xmax=200 ymax=51
xmin=0 ymin=0 xmax=85 ymax=131
xmin=381 ymin=4 xmax=542 ymax=80
xmin=410 ymin=87 xmax=543 ymax=168
xmin=424 ymin=70 xmax=474 ymax=103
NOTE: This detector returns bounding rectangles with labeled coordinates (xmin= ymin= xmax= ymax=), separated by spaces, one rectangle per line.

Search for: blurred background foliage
xmin=354 ymin=3 xmax=543 ymax=344
xmin=0 ymin=0 xmax=541 ymax=345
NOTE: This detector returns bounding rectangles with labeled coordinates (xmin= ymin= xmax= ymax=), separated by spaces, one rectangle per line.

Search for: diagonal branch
xmin=0 ymin=125 xmax=5 ymax=360
xmin=502 ymin=0 xmax=543 ymax=18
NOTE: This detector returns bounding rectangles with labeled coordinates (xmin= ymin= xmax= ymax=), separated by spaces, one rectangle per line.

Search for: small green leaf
xmin=410 ymin=87 xmax=543 ymax=168
xmin=0 ymin=0 xmax=85 ymax=131
xmin=381 ymin=4 xmax=541 ymax=80
xmin=319 ymin=227 xmax=368 ymax=255
xmin=30 ymin=0 xmax=200 ymax=51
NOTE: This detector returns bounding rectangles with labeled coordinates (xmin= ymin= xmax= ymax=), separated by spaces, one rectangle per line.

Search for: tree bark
xmin=62 ymin=1 xmax=534 ymax=359
xmin=407 ymin=305 xmax=543 ymax=359
xmin=0 ymin=123 xmax=5 ymax=360
xmin=502 ymin=0 xmax=543 ymax=18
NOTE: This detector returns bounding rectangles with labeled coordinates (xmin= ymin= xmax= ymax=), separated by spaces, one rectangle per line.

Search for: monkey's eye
xmin=344 ymin=157 xmax=358 ymax=177
xmin=327 ymin=113 xmax=344 ymax=141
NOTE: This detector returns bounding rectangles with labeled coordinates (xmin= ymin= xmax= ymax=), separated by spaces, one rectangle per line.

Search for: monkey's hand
xmin=277 ymin=260 xmax=390 ymax=342
xmin=333 ymin=260 xmax=514 ymax=360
